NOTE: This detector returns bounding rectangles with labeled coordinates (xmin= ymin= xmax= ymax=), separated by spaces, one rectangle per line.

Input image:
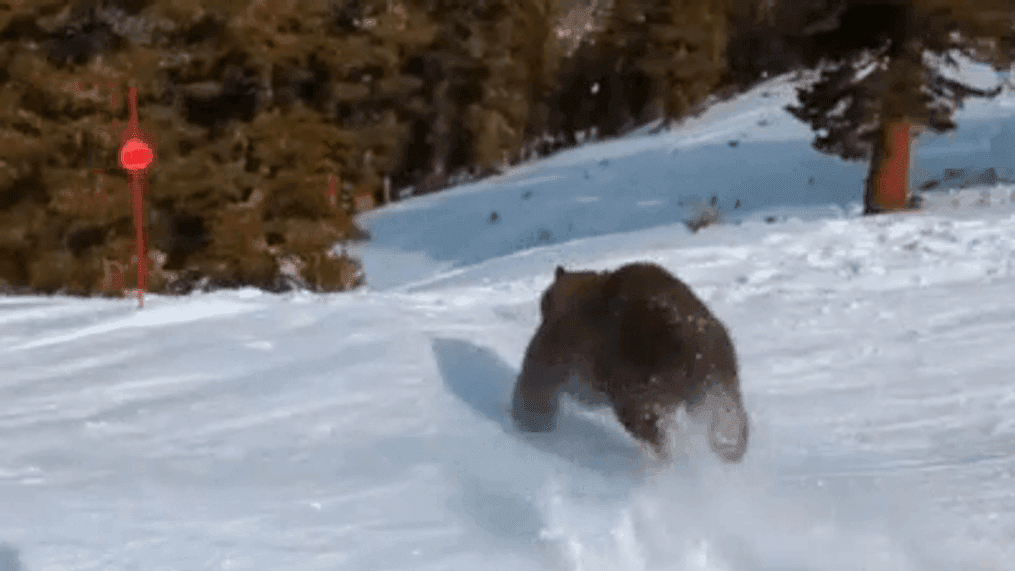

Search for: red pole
xmin=132 ymin=171 xmax=147 ymax=296
xmin=119 ymin=86 xmax=157 ymax=307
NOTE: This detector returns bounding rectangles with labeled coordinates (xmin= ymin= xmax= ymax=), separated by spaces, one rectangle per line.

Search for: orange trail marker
xmin=118 ymin=86 xmax=158 ymax=308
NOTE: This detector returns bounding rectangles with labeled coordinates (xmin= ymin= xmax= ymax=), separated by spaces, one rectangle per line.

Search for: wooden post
xmin=328 ymin=175 xmax=339 ymax=209
xmin=354 ymin=188 xmax=375 ymax=213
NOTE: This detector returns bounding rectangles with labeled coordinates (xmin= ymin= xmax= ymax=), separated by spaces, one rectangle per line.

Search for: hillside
xmin=2 ymin=71 xmax=1015 ymax=571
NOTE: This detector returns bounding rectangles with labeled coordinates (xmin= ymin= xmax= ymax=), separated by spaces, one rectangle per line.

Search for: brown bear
xmin=511 ymin=262 xmax=749 ymax=463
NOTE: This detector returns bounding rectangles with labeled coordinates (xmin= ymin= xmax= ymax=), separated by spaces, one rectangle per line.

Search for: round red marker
xmin=120 ymin=138 xmax=153 ymax=171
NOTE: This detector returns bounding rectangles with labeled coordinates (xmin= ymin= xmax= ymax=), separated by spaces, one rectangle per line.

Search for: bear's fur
xmin=512 ymin=262 xmax=749 ymax=463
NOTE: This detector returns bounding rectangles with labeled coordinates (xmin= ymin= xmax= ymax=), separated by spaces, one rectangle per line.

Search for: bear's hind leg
xmin=689 ymin=383 xmax=749 ymax=463
xmin=616 ymin=396 xmax=667 ymax=458
xmin=710 ymin=406 xmax=749 ymax=463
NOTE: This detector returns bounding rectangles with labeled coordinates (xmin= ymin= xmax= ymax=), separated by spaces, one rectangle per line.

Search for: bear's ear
xmin=555 ymin=265 xmax=565 ymax=278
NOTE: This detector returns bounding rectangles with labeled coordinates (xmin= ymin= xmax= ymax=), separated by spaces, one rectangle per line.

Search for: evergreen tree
xmin=785 ymin=0 xmax=1015 ymax=214
xmin=591 ymin=0 xmax=729 ymax=122
xmin=722 ymin=0 xmax=821 ymax=88
xmin=535 ymin=0 xmax=737 ymax=152
xmin=0 ymin=0 xmax=456 ymax=295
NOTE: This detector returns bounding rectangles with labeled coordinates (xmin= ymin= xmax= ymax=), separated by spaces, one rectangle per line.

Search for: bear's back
xmin=602 ymin=263 xmax=712 ymax=318
xmin=603 ymin=263 xmax=737 ymax=385
xmin=537 ymin=263 xmax=734 ymax=377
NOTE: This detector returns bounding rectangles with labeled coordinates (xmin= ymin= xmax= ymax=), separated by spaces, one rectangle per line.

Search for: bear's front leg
xmin=512 ymin=340 xmax=570 ymax=432
xmin=511 ymin=373 xmax=562 ymax=432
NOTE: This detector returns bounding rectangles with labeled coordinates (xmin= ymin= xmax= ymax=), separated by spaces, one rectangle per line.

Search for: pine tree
xmin=594 ymin=0 xmax=729 ymax=121
xmin=0 ymin=0 xmax=456 ymax=295
xmin=535 ymin=0 xmax=734 ymax=151
xmin=785 ymin=0 xmax=1015 ymax=214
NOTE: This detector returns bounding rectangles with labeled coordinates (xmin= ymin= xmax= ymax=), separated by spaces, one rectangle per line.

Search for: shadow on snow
xmin=431 ymin=337 xmax=647 ymax=478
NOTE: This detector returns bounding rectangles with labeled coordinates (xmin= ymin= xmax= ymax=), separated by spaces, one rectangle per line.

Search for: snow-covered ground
xmin=3 ymin=71 xmax=1015 ymax=571
xmin=351 ymin=66 xmax=1015 ymax=291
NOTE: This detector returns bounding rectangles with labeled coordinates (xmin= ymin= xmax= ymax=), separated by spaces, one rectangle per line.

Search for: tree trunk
xmin=864 ymin=120 xmax=911 ymax=214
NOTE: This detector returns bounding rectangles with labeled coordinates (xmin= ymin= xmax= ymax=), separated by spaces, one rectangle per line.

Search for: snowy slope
xmin=3 ymin=191 xmax=1015 ymax=571
xmin=350 ymin=74 xmax=865 ymax=291
xmin=2 ymin=71 xmax=1015 ymax=571
xmin=351 ymin=68 xmax=1015 ymax=291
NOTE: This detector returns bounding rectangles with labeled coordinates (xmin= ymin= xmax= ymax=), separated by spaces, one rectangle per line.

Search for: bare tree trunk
xmin=864 ymin=125 xmax=888 ymax=215
xmin=864 ymin=120 xmax=911 ymax=215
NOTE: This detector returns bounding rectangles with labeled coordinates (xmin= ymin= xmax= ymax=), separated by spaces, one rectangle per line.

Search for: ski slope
xmin=2 ymin=72 xmax=1015 ymax=571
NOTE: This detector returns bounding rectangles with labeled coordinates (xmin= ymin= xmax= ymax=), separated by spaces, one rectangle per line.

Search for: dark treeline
xmin=0 ymin=0 xmax=1012 ymax=295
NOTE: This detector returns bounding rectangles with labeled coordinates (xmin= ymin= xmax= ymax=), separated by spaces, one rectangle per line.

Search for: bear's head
xmin=539 ymin=265 xmax=608 ymax=321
